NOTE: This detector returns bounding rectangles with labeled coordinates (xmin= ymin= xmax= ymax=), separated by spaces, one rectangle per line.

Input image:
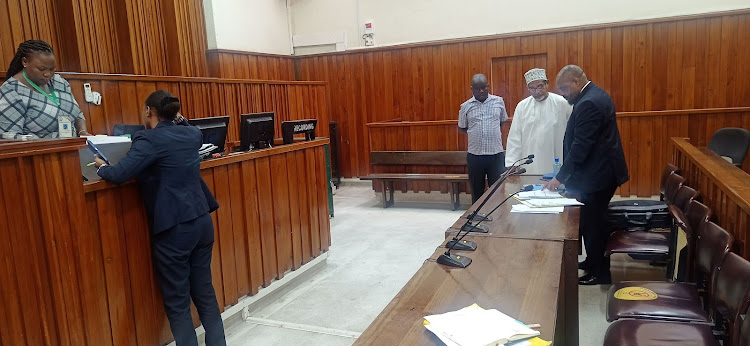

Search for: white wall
xmin=204 ymin=0 xmax=293 ymax=55
xmin=290 ymin=0 xmax=749 ymax=53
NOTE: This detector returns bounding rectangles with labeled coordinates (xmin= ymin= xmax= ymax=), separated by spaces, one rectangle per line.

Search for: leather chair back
xmin=663 ymin=173 xmax=685 ymax=205
xmin=660 ymin=163 xmax=680 ymax=196
xmin=707 ymin=127 xmax=750 ymax=167
xmin=672 ymin=185 xmax=698 ymax=212
xmin=712 ymin=252 xmax=750 ymax=344
xmin=682 ymin=200 xmax=713 ymax=282
xmin=696 ymin=221 xmax=734 ymax=310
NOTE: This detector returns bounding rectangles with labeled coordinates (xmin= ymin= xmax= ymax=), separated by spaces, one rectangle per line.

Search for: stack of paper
xmin=423 ymin=304 xmax=543 ymax=346
xmin=511 ymin=205 xmax=564 ymax=214
xmin=516 ymin=190 xmax=564 ymax=200
xmin=521 ymin=198 xmax=583 ymax=208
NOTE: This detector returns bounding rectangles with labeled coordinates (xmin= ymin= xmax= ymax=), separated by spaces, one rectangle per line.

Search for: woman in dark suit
xmin=94 ymin=90 xmax=226 ymax=346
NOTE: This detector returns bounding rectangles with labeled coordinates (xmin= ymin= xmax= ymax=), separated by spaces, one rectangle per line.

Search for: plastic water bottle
xmin=553 ymin=158 xmax=561 ymax=176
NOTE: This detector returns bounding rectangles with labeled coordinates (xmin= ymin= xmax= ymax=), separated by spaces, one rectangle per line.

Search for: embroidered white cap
xmin=524 ymin=68 xmax=547 ymax=85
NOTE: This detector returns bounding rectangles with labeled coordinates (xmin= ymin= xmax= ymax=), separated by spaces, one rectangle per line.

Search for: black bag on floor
xmin=607 ymin=200 xmax=671 ymax=230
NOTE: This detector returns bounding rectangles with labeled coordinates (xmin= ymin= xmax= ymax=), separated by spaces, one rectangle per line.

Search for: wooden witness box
xmin=0 ymin=137 xmax=331 ymax=345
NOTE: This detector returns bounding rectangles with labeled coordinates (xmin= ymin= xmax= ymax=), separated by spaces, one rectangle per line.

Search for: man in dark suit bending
xmin=544 ymin=65 xmax=629 ymax=285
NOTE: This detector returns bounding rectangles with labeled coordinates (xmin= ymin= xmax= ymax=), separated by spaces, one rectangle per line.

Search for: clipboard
xmin=87 ymin=140 xmax=111 ymax=165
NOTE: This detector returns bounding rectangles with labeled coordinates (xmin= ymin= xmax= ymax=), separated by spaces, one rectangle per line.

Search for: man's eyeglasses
xmin=528 ymin=84 xmax=546 ymax=92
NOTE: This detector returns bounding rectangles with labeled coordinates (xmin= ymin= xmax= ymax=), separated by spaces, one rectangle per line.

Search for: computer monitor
xmin=240 ymin=112 xmax=275 ymax=151
xmin=113 ymin=124 xmax=145 ymax=137
xmin=189 ymin=116 xmax=230 ymax=154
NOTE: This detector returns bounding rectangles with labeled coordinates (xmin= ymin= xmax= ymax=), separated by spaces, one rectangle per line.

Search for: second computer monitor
xmin=189 ymin=116 xmax=230 ymax=154
xmin=240 ymin=112 xmax=275 ymax=151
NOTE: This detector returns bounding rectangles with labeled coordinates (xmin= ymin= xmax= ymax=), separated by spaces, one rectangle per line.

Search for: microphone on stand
xmin=467 ymin=154 xmax=534 ymax=222
xmin=459 ymin=156 xmax=534 ymax=235
xmin=438 ymin=184 xmax=535 ymax=268
xmin=449 ymin=166 xmax=528 ymax=251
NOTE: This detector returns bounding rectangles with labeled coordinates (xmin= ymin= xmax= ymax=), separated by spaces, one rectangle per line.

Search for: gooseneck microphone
xmin=437 ymin=184 xmax=535 ymax=268
xmin=447 ymin=165 xmax=529 ymax=252
xmin=460 ymin=156 xmax=534 ymax=235
xmin=466 ymin=154 xmax=534 ymax=223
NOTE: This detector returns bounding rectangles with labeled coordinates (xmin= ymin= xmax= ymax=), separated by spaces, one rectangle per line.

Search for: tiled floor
xmin=222 ymin=181 xmax=663 ymax=345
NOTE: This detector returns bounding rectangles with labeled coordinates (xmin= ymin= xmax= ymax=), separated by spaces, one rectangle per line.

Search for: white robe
xmin=505 ymin=92 xmax=573 ymax=175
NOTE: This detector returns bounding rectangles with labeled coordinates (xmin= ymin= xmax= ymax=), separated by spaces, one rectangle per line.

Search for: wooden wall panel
xmin=59 ymin=73 xmax=330 ymax=147
xmin=0 ymin=0 xmax=63 ymax=71
xmin=207 ymin=50 xmax=295 ymax=80
xmin=367 ymin=108 xmax=750 ymax=197
xmin=295 ymin=10 xmax=750 ymax=179
xmin=0 ymin=139 xmax=330 ymax=346
xmin=1 ymin=0 xmax=211 ymax=76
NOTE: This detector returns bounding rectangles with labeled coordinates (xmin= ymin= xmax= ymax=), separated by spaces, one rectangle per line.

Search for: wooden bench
xmin=360 ymin=151 xmax=469 ymax=210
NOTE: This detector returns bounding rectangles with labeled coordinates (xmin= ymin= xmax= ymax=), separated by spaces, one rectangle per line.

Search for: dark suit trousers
xmin=151 ymin=214 xmax=226 ymax=346
xmin=467 ymin=152 xmax=506 ymax=203
xmin=579 ymin=183 xmax=618 ymax=277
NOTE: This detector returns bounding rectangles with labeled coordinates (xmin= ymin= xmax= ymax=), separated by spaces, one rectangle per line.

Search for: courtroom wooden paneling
xmin=207 ymin=50 xmax=296 ymax=80
xmin=295 ymin=10 xmax=750 ymax=179
xmin=1 ymin=0 xmax=211 ymax=76
xmin=367 ymin=108 xmax=750 ymax=197
xmin=0 ymin=138 xmax=330 ymax=345
xmin=616 ymin=108 xmax=750 ymax=197
xmin=672 ymin=138 xmax=750 ymax=260
xmin=78 ymin=139 xmax=331 ymax=345
xmin=58 ymin=73 xmax=330 ymax=146
xmin=0 ymin=139 xmax=89 ymax=346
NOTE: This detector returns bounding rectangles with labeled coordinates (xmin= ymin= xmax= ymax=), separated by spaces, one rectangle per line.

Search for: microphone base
xmin=461 ymin=222 xmax=489 ymax=233
xmin=445 ymin=239 xmax=477 ymax=251
xmin=437 ymin=253 xmax=472 ymax=268
xmin=468 ymin=213 xmax=492 ymax=222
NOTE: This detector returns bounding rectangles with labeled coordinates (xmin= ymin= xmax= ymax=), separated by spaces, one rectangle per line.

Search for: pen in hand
xmin=87 ymin=162 xmax=95 ymax=167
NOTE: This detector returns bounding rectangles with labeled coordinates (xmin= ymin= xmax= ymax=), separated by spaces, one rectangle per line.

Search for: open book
xmin=424 ymin=304 xmax=542 ymax=346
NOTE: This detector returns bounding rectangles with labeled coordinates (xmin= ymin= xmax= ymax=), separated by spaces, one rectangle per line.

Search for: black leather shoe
xmin=578 ymin=260 xmax=592 ymax=271
xmin=578 ymin=273 xmax=612 ymax=285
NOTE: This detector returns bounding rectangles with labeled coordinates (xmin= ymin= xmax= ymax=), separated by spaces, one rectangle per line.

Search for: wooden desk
xmin=355 ymin=237 xmax=563 ymax=345
xmin=357 ymin=175 xmax=580 ymax=345
xmin=0 ymin=138 xmax=332 ymax=345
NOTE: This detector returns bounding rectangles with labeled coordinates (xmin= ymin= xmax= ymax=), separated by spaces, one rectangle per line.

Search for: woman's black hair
xmin=145 ymin=90 xmax=181 ymax=121
xmin=5 ymin=40 xmax=54 ymax=81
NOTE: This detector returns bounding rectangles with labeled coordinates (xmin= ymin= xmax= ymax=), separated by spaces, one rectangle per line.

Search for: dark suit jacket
xmin=98 ymin=120 xmax=219 ymax=235
xmin=556 ymin=82 xmax=629 ymax=193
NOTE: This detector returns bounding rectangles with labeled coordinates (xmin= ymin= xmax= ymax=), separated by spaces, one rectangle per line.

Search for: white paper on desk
xmin=424 ymin=306 xmax=539 ymax=346
xmin=511 ymin=204 xmax=563 ymax=214
xmin=516 ymin=190 xmax=563 ymax=200
xmin=523 ymin=198 xmax=583 ymax=208
xmin=82 ymin=135 xmax=131 ymax=145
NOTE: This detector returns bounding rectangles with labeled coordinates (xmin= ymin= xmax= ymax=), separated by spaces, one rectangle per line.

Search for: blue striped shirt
xmin=458 ymin=94 xmax=508 ymax=155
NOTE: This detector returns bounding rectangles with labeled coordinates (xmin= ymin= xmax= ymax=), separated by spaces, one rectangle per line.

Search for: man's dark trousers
xmin=467 ymin=152 xmax=506 ymax=203
xmin=151 ymin=214 xmax=226 ymax=346
xmin=579 ymin=182 xmax=618 ymax=278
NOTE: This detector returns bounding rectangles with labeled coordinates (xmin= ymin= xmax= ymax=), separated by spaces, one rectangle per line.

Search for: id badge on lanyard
xmin=58 ymin=116 xmax=73 ymax=138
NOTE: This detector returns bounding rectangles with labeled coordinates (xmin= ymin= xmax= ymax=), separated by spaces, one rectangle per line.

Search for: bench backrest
xmin=370 ymin=151 xmax=467 ymax=166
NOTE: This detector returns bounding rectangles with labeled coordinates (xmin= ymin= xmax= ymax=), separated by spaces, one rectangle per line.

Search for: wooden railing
xmin=365 ymin=107 xmax=750 ymax=197
xmin=672 ymin=137 xmax=750 ymax=258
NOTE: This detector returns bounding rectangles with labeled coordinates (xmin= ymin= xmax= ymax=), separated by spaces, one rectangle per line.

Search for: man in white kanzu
xmin=505 ymin=68 xmax=572 ymax=174
xmin=458 ymin=74 xmax=509 ymax=203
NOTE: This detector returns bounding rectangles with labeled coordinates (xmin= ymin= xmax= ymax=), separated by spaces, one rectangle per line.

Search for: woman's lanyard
xmin=23 ymin=71 xmax=60 ymax=106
